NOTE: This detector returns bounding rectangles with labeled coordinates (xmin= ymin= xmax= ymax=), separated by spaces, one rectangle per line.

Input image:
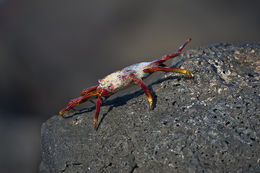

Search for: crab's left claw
xmin=59 ymin=96 xmax=82 ymax=117
xmin=59 ymin=85 xmax=99 ymax=117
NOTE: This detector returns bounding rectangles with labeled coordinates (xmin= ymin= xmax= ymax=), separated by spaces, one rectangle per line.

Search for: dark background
xmin=0 ymin=0 xmax=259 ymax=172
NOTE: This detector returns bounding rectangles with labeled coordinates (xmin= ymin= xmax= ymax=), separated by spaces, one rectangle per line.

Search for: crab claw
xmin=60 ymin=85 xmax=100 ymax=116
xmin=81 ymin=85 xmax=99 ymax=96
xmin=59 ymin=97 xmax=82 ymax=116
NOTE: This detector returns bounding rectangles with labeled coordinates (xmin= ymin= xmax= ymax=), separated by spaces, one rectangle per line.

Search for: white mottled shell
xmin=98 ymin=62 xmax=152 ymax=92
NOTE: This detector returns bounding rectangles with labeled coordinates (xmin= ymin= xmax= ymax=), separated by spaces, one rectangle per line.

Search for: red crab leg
xmin=93 ymin=95 xmax=102 ymax=130
xmin=129 ymin=73 xmax=153 ymax=109
xmin=59 ymin=96 xmax=86 ymax=116
xmin=59 ymin=88 xmax=99 ymax=116
xmin=149 ymin=38 xmax=191 ymax=66
xmin=135 ymin=78 xmax=153 ymax=109
xmin=143 ymin=66 xmax=192 ymax=77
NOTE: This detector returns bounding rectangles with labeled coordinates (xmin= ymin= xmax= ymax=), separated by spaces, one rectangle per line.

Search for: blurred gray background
xmin=0 ymin=0 xmax=259 ymax=172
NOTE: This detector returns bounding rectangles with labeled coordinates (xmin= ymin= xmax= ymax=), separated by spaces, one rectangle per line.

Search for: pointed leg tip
xmin=186 ymin=72 xmax=193 ymax=78
xmin=59 ymin=110 xmax=65 ymax=117
xmin=149 ymin=103 xmax=153 ymax=110
xmin=147 ymin=98 xmax=153 ymax=110
xmin=93 ymin=119 xmax=98 ymax=131
xmin=184 ymin=38 xmax=191 ymax=44
xmin=94 ymin=124 xmax=98 ymax=131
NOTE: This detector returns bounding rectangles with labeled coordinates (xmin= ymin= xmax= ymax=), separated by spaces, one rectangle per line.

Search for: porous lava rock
xmin=40 ymin=43 xmax=260 ymax=172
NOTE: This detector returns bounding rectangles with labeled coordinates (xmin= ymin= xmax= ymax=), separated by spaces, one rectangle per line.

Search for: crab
xmin=59 ymin=39 xmax=192 ymax=130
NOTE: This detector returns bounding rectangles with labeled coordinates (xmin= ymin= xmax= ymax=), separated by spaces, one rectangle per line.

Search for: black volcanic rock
xmin=40 ymin=43 xmax=260 ymax=173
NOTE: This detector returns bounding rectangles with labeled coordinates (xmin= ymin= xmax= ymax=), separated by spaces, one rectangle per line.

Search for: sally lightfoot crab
xmin=60 ymin=39 xmax=192 ymax=130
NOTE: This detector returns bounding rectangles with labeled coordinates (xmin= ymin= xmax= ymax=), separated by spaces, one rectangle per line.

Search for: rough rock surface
xmin=40 ymin=43 xmax=260 ymax=173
